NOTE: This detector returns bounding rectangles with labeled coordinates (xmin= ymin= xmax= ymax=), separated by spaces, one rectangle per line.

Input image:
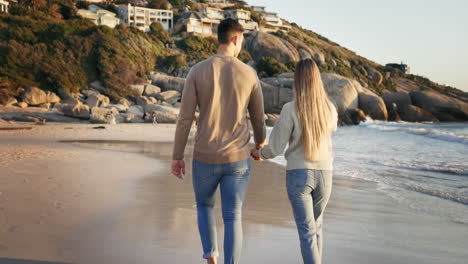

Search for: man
xmin=171 ymin=19 xmax=266 ymax=264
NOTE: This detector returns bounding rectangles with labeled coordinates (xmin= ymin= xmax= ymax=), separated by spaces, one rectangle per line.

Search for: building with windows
xmin=224 ymin=9 xmax=258 ymax=31
xmin=250 ymin=5 xmax=291 ymax=33
xmin=77 ymin=5 xmax=121 ymax=28
xmin=0 ymin=0 xmax=9 ymax=13
xmin=174 ymin=11 xmax=216 ymax=37
xmin=116 ymin=4 xmax=173 ymax=32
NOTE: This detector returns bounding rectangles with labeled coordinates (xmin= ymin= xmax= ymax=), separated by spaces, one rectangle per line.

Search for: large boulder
xmin=147 ymin=72 xmax=186 ymax=92
xmin=399 ymin=105 xmax=438 ymax=122
xmin=89 ymin=107 xmax=118 ymax=124
xmin=144 ymin=104 xmax=180 ymax=115
xmin=156 ymin=90 xmax=181 ymax=105
xmin=3 ymin=97 xmax=17 ymax=106
xmin=128 ymin=105 xmax=144 ymax=117
xmin=153 ymin=111 xmax=178 ymax=124
xmin=340 ymin=108 xmax=367 ymax=125
xmin=410 ymin=90 xmax=468 ymax=121
xmin=85 ymin=93 xmax=110 ymax=108
xmin=136 ymin=96 xmax=156 ymax=106
xmin=382 ymin=92 xmax=412 ymax=110
xmin=357 ymin=87 xmax=388 ymax=120
xmin=261 ymin=77 xmax=294 ymax=89
xmin=45 ymin=91 xmax=61 ymax=104
xmin=244 ymin=31 xmax=300 ymax=65
xmin=321 ymin=73 xmax=360 ymax=115
xmin=129 ymin=84 xmax=146 ymax=96
xmin=366 ymin=67 xmax=384 ymax=86
xmin=63 ymin=104 xmax=90 ymax=119
xmin=144 ymin=84 xmax=161 ymax=97
xmin=260 ymin=81 xmax=294 ymax=114
xmin=22 ymin=87 xmax=47 ymax=105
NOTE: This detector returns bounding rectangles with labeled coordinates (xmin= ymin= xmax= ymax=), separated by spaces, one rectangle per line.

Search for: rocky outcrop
xmin=340 ymin=108 xmax=367 ymax=125
xmin=357 ymin=87 xmax=388 ymax=120
xmin=89 ymin=107 xmax=118 ymax=124
xmin=153 ymin=112 xmax=178 ymax=124
xmin=156 ymin=90 xmax=181 ymax=105
xmin=399 ymin=105 xmax=438 ymax=122
xmin=85 ymin=93 xmax=110 ymax=108
xmin=63 ymin=104 xmax=90 ymax=119
xmin=46 ymin=91 xmax=61 ymax=104
xmin=366 ymin=67 xmax=383 ymax=86
xmin=321 ymin=73 xmax=360 ymax=114
xmin=410 ymin=90 xmax=468 ymax=121
xmin=129 ymin=84 xmax=146 ymax=96
xmin=244 ymin=31 xmax=300 ymax=65
xmin=260 ymin=81 xmax=294 ymax=114
xmin=143 ymin=84 xmax=161 ymax=97
xmin=136 ymin=96 xmax=157 ymax=106
xmin=144 ymin=104 xmax=180 ymax=115
xmin=22 ymin=87 xmax=47 ymax=106
xmin=147 ymin=72 xmax=186 ymax=92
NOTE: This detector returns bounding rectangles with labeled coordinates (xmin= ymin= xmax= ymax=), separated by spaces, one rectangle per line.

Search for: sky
xmin=247 ymin=0 xmax=468 ymax=92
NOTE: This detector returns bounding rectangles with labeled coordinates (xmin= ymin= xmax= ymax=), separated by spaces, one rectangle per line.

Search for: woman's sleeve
xmin=259 ymin=104 xmax=294 ymax=160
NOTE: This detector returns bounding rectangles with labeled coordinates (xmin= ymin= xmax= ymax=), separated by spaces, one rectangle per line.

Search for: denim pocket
xmin=286 ymin=170 xmax=309 ymax=196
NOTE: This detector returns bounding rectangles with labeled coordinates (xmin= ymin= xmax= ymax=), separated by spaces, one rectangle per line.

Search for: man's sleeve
xmin=248 ymin=77 xmax=266 ymax=146
xmin=172 ymin=68 xmax=197 ymax=160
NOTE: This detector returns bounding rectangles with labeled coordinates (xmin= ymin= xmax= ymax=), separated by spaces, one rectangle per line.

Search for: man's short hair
xmin=217 ymin=18 xmax=244 ymax=44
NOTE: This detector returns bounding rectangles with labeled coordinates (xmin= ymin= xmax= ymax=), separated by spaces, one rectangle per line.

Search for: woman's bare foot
xmin=207 ymin=257 xmax=217 ymax=264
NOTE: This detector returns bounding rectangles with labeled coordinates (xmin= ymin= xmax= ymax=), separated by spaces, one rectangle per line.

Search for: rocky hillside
xmin=1 ymin=0 xmax=467 ymax=125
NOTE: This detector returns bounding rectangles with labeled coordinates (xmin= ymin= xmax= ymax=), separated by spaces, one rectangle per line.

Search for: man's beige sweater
xmin=172 ymin=54 xmax=266 ymax=164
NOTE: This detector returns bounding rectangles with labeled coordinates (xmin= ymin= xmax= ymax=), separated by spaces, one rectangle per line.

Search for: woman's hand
xmin=250 ymin=148 xmax=263 ymax=161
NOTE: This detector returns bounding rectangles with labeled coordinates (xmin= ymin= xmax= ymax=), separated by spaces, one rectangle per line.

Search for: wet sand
xmin=0 ymin=123 xmax=466 ymax=264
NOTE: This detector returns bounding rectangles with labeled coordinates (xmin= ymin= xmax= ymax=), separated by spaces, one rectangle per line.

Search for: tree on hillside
xmin=18 ymin=0 xmax=47 ymax=10
xmin=149 ymin=22 xmax=170 ymax=44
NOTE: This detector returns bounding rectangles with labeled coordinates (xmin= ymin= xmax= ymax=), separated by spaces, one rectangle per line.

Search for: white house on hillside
xmin=224 ymin=9 xmax=258 ymax=31
xmin=0 ymin=0 xmax=9 ymax=13
xmin=250 ymin=5 xmax=291 ymax=32
xmin=77 ymin=5 xmax=120 ymax=28
xmin=117 ymin=3 xmax=173 ymax=32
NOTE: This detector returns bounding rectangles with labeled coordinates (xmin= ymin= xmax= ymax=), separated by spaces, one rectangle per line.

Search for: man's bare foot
xmin=207 ymin=257 xmax=217 ymax=264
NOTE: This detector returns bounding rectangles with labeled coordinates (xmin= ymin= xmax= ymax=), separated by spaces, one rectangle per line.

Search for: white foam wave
xmin=360 ymin=120 xmax=468 ymax=145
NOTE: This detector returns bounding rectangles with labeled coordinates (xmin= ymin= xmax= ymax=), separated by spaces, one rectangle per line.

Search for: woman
xmin=251 ymin=58 xmax=338 ymax=264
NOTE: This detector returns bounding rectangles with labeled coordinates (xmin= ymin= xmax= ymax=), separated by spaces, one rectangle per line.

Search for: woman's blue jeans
xmin=192 ymin=158 xmax=251 ymax=264
xmin=286 ymin=169 xmax=333 ymax=264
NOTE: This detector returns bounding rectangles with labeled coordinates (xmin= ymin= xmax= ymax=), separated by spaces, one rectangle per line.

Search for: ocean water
xmin=260 ymin=121 xmax=468 ymax=225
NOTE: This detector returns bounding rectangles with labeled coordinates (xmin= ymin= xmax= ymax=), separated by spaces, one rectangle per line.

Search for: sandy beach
xmin=0 ymin=123 xmax=466 ymax=264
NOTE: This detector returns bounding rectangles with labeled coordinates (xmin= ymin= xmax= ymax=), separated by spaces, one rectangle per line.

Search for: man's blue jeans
xmin=192 ymin=158 xmax=251 ymax=264
xmin=286 ymin=169 xmax=333 ymax=264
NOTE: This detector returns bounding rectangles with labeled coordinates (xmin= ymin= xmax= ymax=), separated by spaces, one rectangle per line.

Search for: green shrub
xmin=176 ymin=36 xmax=218 ymax=63
xmin=238 ymin=49 xmax=252 ymax=63
xmin=158 ymin=53 xmax=187 ymax=72
xmin=149 ymin=22 xmax=170 ymax=43
xmin=257 ymin=57 xmax=291 ymax=78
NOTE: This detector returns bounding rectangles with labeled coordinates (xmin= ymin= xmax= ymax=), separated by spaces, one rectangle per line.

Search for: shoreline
xmin=0 ymin=123 xmax=467 ymax=264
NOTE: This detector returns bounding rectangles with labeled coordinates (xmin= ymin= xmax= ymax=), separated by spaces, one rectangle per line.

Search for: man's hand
xmin=172 ymin=160 xmax=185 ymax=179
xmin=250 ymin=148 xmax=263 ymax=161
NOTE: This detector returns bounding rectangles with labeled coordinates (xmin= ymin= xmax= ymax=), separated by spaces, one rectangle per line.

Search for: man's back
xmin=172 ymin=54 xmax=266 ymax=164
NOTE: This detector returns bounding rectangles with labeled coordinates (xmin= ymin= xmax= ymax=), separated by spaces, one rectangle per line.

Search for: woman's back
xmin=259 ymin=101 xmax=337 ymax=171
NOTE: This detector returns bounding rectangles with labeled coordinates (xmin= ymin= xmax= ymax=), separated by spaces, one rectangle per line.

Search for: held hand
xmin=256 ymin=141 xmax=265 ymax=150
xmin=250 ymin=148 xmax=263 ymax=161
xmin=171 ymin=160 xmax=185 ymax=179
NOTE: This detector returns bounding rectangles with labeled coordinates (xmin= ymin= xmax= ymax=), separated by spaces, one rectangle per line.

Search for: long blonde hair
xmin=294 ymin=59 xmax=335 ymax=160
